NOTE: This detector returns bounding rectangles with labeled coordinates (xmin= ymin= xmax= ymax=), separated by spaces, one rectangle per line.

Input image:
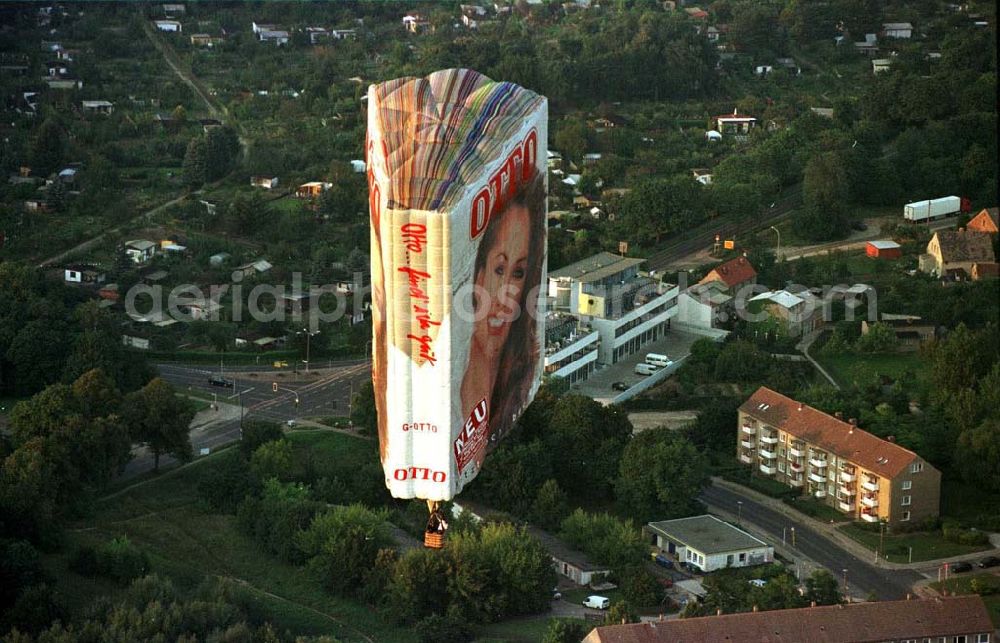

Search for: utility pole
xmin=770 ymin=225 xmax=781 ymax=260
xmin=842 ymin=568 xmax=849 ymax=602
xmin=791 ymin=527 xmax=796 ymax=547
xmin=737 ymin=501 xmax=743 ymax=526
xmin=299 ymin=328 xmax=320 ymax=372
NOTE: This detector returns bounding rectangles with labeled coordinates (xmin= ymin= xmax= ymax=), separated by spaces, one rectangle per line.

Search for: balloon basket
xmin=424 ymin=532 xmax=445 ymax=549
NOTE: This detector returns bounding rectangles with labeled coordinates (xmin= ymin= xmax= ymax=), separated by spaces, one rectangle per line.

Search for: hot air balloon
xmin=366 ymin=69 xmax=548 ymax=547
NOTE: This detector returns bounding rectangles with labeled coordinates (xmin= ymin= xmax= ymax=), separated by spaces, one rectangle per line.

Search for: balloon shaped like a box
xmin=367 ymin=69 xmax=548 ymax=501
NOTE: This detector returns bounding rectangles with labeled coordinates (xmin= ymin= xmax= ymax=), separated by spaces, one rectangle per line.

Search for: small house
xmin=966 ymin=207 xmax=998 ymax=234
xmin=154 ymin=20 xmax=183 ymax=32
xmin=162 ymin=3 xmax=186 ymax=15
xmin=646 ymin=515 xmax=773 ymax=573
xmin=209 ymin=252 xmax=231 ymax=267
xmin=865 ymin=240 xmax=902 ymax=259
xmin=296 ymin=181 xmax=332 ymax=198
xmin=691 ymin=168 xmax=713 ymax=185
xmin=749 ymin=289 xmax=824 ymax=337
xmin=251 ymin=175 xmax=279 ymax=189
xmin=350 ymin=160 xmax=366 ymax=173
xmin=883 ymin=22 xmax=913 ymax=38
xmin=872 ymin=58 xmax=892 ymax=74
xmin=714 ymin=109 xmax=757 ymax=137
xmin=190 ymin=33 xmax=223 ymax=47
xmin=863 ymin=314 xmax=935 ymax=351
xmin=235 ymin=258 xmax=273 ymax=279
xmin=582 ymin=153 xmax=602 ymax=165
xmin=753 ymin=65 xmax=773 ymax=76
xmin=698 ymin=256 xmax=757 ymax=294
xmin=402 ymin=13 xmax=432 ymax=34
xmin=919 ymin=229 xmax=996 ymax=278
xmin=259 ymin=29 xmax=290 ymax=45
xmin=64 ymin=264 xmax=106 ymax=285
xmin=81 ymin=100 xmax=113 ymax=115
xmin=124 ymin=239 xmax=157 ymax=264
xmin=705 ymin=130 xmax=722 ymax=142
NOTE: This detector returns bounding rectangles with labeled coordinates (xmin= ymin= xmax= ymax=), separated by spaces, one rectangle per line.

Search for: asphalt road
xmin=123 ymin=361 xmax=371 ymax=477
xmin=701 ymin=483 xmax=924 ymax=600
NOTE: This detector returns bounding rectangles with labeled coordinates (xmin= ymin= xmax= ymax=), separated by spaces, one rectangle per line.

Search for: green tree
xmin=544 ymin=395 xmax=632 ymax=499
xmin=297 ymin=503 xmax=394 ymax=597
xmin=249 ymin=439 xmax=293 ymax=481
xmin=204 ymin=126 xmax=240 ymax=181
xmin=804 ymin=569 xmax=843 ymax=605
xmin=855 ymin=322 xmax=899 ymax=353
xmin=350 ymin=380 xmax=377 ymax=434
xmin=238 ymin=479 xmax=322 ymax=563
xmin=542 ymin=619 xmax=590 ymax=643
xmin=616 ymin=430 xmax=709 ymax=523
xmin=240 ymin=420 xmax=284 ymax=457
xmin=124 ymin=378 xmax=194 ymax=471
xmin=603 ymin=600 xmax=639 ymax=625
xmin=29 ymin=118 xmax=66 ymax=176
xmin=531 ymin=478 xmax=570 ymax=530
xmin=796 ymin=152 xmax=851 ymax=241
xmin=387 ymin=548 xmax=452 ymax=623
xmin=182 ymin=137 xmax=208 ymax=188
xmin=554 ymin=119 xmax=588 ymax=163
xmin=956 ymin=418 xmax=1000 ymax=492
xmin=619 ymin=567 xmax=664 ymax=608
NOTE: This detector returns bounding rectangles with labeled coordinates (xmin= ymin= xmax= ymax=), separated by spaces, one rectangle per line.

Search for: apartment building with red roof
xmin=583 ymin=595 xmax=993 ymax=643
xmin=738 ymin=387 xmax=941 ymax=525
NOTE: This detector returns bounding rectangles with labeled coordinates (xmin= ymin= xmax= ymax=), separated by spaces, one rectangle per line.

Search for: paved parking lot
xmin=572 ymin=330 xmax=704 ymax=402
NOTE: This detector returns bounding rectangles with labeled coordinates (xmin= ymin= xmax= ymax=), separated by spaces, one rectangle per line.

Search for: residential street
xmin=700 ymin=481 xmax=924 ymax=599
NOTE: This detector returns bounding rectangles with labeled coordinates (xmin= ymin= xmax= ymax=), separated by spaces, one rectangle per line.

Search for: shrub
xmin=240 ymin=420 xmax=284 ymax=457
xmin=415 ymin=614 xmax=474 ymax=643
xmin=71 ymin=538 xmax=150 ymax=584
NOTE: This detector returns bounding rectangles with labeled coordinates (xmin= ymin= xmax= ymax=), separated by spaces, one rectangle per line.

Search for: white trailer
xmin=904 ymin=196 xmax=961 ymax=222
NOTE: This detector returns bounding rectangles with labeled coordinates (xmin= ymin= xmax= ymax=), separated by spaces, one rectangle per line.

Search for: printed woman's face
xmin=473 ymin=204 xmax=530 ymax=356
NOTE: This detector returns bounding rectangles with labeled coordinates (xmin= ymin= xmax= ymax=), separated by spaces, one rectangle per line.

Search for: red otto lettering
xmin=393 ymin=467 xmax=447 ymax=482
xmin=470 ymin=127 xmax=538 ymax=238
xmin=400 ymin=223 xmax=426 ymax=253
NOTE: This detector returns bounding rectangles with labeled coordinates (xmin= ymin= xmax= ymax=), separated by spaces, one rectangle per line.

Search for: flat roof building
xmin=646 ymin=515 xmax=772 ymax=572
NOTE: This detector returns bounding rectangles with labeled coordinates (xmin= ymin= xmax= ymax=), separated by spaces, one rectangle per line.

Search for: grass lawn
xmin=306 ymin=415 xmax=353 ymax=428
xmin=475 ymin=615 xmax=577 ymax=642
xmin=53 ymin=433 xmax=418 ymax=643
xmin=928 ymin=573 xmax=1000 ymax=626
xmin=785 ymin=497 xmax=852 ymax=523
xmin=816 ymin=351 xmax=927 ymax=390
xmin=838 ymin=523 xmax=990 ymax=563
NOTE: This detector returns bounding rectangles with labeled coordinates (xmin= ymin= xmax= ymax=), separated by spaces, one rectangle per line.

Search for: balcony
xmin=759 ymin=464 xmax=776 ymax=475
xmin=814 ymin=489 xmax=827 ymax=499
xmin=810 ymin=457 xmax=828 ymax=469
xmin=861 ymin=512 xmax=879 ymax=523
xmin=809 ymin=471 xmax=827 ymax=484
xmin=838 ymin=501 xmax=854 ymax=512
xmin=740 ymin=438 xmax=755 ymax=449
xmin=862 ymin=478 xmax=879 ymax=492
xmin=739 ymin=453 xmax=753 ymax=464
xmin=759 ymin=449 xmax=777 ymax=460
xmin=840 ymin=469 xmax=856 ymax=483
xmin=760 ymin=433 xmax=778 ymax=445
xmin=789 ymin=476 xmax=804 ymax=488
xmin=741 ymin=424 xmax=756 ymax=436
xmin=789 ymin=442 xmax=807 ymax=458
xmin=861 ymin=495 xmax=878 ymax=508
xmin=789 ymin=461 xmax=803 ymax=473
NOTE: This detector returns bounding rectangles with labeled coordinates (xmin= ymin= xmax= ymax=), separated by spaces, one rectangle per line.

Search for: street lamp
xmin=737 ymin=501 xmax=743 ymax=526
xmin=298 ymin=328 xmax=320 ymax=372
xmin=842 ymin=568 xmax=849 ymax=602
xmin=790 ymin=526 xmax=796 ymax=547
xmin=769 ymin=225 xmax=781 ymax=260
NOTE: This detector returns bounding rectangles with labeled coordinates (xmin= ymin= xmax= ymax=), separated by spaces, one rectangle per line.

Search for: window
xmin=911 ymin=462 xmax=924 ymax=473
xmin=902 ymin=511 xmax=911 ymax=521
xmin=953 ymin=636 xmax=967 ymax=643
xmin=778 ymin=462 xmax=785 ymax=472
xmin=739 ymin=553 xmax=746 ymax=562
xmin=902 ymin=495 xmax=912 ymax=506
xmin=976 ymin=635 xmax=989 ymax=643
xmin=779 ymin=447 xmax=786 ymax=457
xmin=902 ymin=480 xmax=912 ymax=490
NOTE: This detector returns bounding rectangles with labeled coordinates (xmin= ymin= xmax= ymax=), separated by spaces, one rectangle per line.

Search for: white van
xmin=634 ymin=363 xmax=659 ymax=376
xmin=583 ymin=595 xmax=610 ymax=610
xmin=645 ymin=353 xmax=673 ymax=367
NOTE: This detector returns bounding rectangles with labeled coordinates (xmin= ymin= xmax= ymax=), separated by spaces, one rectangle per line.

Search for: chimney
xmin=887 ymin=435 xmax=895 ymax=442
xmin=810 ymin=601 xmax=817 ymax=607
xmin=849 ymin=418 xmax=858 ymax=426
xmin=717 ymin=608 xmax=723 ymax=616
xmin=906 ymin=593 xmax=911 ymax=600
xmin=752 ymin=605 xmax=759 ymax=613
xmin=835 ymin=411 xmax=844 ymax=419
xmin=798 ymin=402 xmax=803 ymax=411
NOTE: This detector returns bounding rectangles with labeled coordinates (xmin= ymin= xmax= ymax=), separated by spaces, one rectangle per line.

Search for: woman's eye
xmin=512 ymin=268 xmax=525 ymax=279
xmin=494 ymin=264 xmax=505 ymax=276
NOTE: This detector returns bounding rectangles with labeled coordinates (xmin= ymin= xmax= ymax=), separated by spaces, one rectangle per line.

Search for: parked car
xmin=583 ymin=596 xmax=610 ymax=610
xmin=653 ymin=553 xmax=674 ymax=569
xmin=977 ymin=556 xmax=1000 ymax=568
xmin=552 ymin=589 xmax=562 ymax=600
xmin=950 ymin=561 xmax=973 ymax=574
xmin=611 ymin=381 xmax=629 ymax=391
